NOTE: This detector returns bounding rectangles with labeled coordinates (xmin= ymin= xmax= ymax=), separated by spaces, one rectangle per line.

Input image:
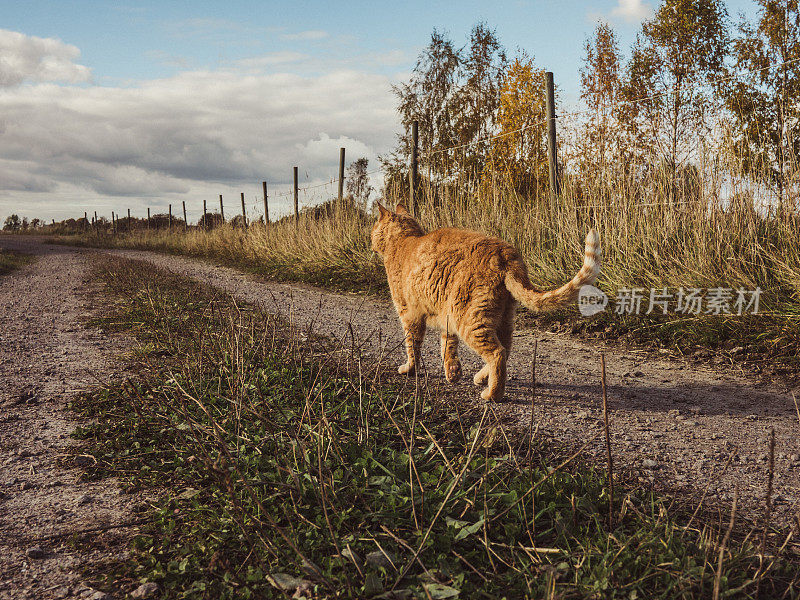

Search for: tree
xmin=3 ymin=215 xmax=21 ymax=231
xmin=452 ymin=23 xmax=508 ymax=175
xmin=386 ymin=24 xmax=507 ymax=194
xmin=389 ymin=29 xmax=461 ymax=169
xmin=482 ymin=54 xmax=548 ymax=200
xmin=621 ymin=0 xmax=729 ymax=192
xmin=723 ymin=0 xmax=800 ymax=210
xmin=345 ymin=158 xmax=373 ymax=208
xmin=580 ymin=22 xmax=624 ymax=186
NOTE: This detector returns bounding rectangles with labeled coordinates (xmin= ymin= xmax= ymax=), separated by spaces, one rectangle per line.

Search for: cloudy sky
xmin=1 ymin=0 xmax=757 ymax=221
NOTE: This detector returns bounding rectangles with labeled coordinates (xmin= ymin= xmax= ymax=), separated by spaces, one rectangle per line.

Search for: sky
xmin=0 ymin=0 xmax=760 ymax=222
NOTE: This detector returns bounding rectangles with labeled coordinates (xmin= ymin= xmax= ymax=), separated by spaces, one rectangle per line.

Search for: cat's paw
xmin=480 ymin=387 xmax=503 ymax=402
xmin=444 ymin=359 xmax=462 ymax=383
xmin=398 ymin=362 xmax=415 ymax=375
xmin=473 ymin=367 xmax=489 ymax=386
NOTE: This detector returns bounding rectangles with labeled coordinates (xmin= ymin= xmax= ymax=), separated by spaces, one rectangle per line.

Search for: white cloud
xmin=0 ymin=62 xmax=399 ymax=220
xmin=0 ymin=29 xmax=91 ymax=87
xmin=610 ymin=0 xmax=653 ymax=23
xmin=281 ymin=30 xmax=329 ymax=41
xmin=233 ymin=51 xmax=310 ymax=70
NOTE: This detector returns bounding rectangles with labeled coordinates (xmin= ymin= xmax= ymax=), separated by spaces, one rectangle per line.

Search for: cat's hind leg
xmin=398 ymin=311 xmax=426 ymax=376
xmin=440 ymin=331 xmax=462 ymax=383
xmin=473 ymin=365 xmax=489 ymax=386
xmin=475 ymin=301 xmax=515 ymax=387
xmin=463 ymin=325 xmax=507 ymax=402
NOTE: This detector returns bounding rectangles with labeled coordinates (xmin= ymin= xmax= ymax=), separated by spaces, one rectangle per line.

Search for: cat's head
xmin=371 ymin=203 xmax=424 ymax=255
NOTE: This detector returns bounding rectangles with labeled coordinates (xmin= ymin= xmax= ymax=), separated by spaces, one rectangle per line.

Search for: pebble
xmin=26 ymin=546 xmax=46 ymax=559
xmin=76 ymin=494 xmax=92 ymax=505
xmin=642 ymin=459 xmax=658 ymax=469
xmin=366 ymin=550 xmax=395 ymax=568
xmin=90 ymin=591 xmax=112 ymax=600
xmin=131 ymin=582 xmax=159 ymax=599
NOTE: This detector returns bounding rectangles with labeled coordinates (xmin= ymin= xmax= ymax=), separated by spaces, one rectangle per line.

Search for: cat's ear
xmin=395 ymin=203 xmax=409 ymax=216
xmin=377 ymin=203 xmax=389 ymax=218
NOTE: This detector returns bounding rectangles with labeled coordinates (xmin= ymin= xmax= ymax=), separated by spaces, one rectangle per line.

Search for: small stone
xmin=20 ymin=481 xmax=32 ymax=491
xmin=642 ymin=459 xmax=658 ymax=469
xmin=76 ymin=494 xmax=92 ymax=505
xmin=575 ymin=410 xmax=591 ymax=419
xmin=130 ymin=582 xmax=159 ymax=599
xmin=790 ymin=454 xmax=800 ymax=463
xmin=731 ymin=346 xmax=744 ymax=354
xmin=366 ymin=550 xmax=395 ymax=569
xmin=74 ymin=455 xmax=95 ymax=467
xmin=90 ymin=591 xmax=111 ymax=600
xmin=26 ymin=546 xmax=46 ymax=559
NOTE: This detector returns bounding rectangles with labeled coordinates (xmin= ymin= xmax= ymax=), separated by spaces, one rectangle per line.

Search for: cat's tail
xmin=504 ymin=229 xmax=601 ymax=313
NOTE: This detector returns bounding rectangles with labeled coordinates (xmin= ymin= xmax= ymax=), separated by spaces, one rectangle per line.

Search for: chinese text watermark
xmin=578 ymin=286 xmax=761 ymax=317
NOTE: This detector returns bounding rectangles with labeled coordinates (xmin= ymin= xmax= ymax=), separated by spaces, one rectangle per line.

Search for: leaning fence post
xmin=169 ymin=204 xmax=173 ymax=231
xmin=203 ymin=199 xmax=208 ymax=230
xmin=338 ymin=147 xmax=346 ymax=204
xmin=410 ymin=120 xmax=419 ymax=215
xmin=268 ymin=181 xmax=269 ymax=227
xmin=545 ymin=71 xmax=560 ymax=200
xmin=240 ymin=192 xmax=247 ymax=227
xmin=182 ymin=201 xmax=188 ymax=231
xmin=84 ymin=211 xmax=88 ymax=231
xmin=293 ymin=166 xmax=299 ymax=222
xmin=219 ymin=194 xmax=225 ymax=223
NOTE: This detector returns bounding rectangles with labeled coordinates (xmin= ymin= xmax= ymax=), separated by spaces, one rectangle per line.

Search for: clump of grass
xmin=70 ymin=256 xmax=799 ymax=599
xmin=0 ymin=248 xmax=33 ymax=275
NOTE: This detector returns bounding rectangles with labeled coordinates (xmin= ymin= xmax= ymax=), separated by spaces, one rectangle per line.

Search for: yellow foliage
xmin=480 ymin=56 xmax=549 ymax=202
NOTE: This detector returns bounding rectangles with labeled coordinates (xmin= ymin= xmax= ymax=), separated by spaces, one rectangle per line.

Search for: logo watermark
xmin=578 ymin=286 xmax=762 ymax=316
xmin=578 ymin=285 xmax=609 ymax=317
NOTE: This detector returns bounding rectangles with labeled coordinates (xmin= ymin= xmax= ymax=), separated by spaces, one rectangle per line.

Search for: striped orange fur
xmin=371 ymin=203 xmax=600 ymax=402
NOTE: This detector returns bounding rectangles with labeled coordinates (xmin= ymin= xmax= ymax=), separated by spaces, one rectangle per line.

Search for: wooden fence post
xmin=94 ymin=211 xmax=97 ymax=229
xmin=127 ymin=208 xmax=131 ymax=230
xmin=203 ymin=199 xmax=208 ymax=230
xmin=410 ymin=120 xmax=419 ymax=216
xmin=219 ymin=194 xmax=225 ymax=223
xmin=111 ymin=211 xmax=115 ymax=234
xmin=182 ymin=201 xmax=188 ymax=230
xmin=147 ymin=207 xmax=151 ymax=230
xmin=338 ymin=147 xmax=345 ymax=204
xmin=268 ymin=181 xmax=269 ymax=227
xmin=293 ymin=166 xmax=299 ymax=222
xmin=169 ymin=204 xmax=173 ymax=231
xmin=84 ymin=211 xmax=88 ymax=231
xmin=240 ymin=192 xmax=247 ymax=227
xmin=545 ymin=71 xmax=560 ymax=200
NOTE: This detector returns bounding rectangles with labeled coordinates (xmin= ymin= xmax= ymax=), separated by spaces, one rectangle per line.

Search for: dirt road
xmin=0 ymin=236 xmax=797 ymax=599
xmin=100 ymin=247 xmax=799 ymax=530
xmin=0 ymin=238 xmax=138 ymax=600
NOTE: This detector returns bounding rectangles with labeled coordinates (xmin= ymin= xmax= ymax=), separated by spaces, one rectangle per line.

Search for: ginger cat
xmin=371 ymin=203 xmax=601 ymax=402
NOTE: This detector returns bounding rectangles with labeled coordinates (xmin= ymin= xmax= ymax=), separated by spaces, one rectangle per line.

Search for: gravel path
xmin=0 ymin=237 xmax=139 ymax=600
xmin=0 ymin=236 xmax=798 ymax=600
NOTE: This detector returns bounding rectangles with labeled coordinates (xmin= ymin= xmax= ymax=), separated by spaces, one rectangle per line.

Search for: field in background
xmin=47 ymin=161 xmax=800 ymax=373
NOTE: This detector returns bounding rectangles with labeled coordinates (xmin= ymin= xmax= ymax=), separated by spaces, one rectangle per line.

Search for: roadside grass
xmin=69 ymin=256 xmax=799 ymax=599
xmin=54 ymin=200 xmax=800 ymax=378
xmin=0 ymin=248 xmax=33 ymax=275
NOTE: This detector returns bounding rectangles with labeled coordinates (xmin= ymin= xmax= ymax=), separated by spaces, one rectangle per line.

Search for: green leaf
xmin=423 ymin=583 xmax=460 ymax=599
